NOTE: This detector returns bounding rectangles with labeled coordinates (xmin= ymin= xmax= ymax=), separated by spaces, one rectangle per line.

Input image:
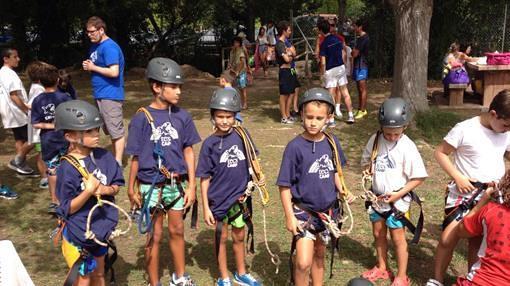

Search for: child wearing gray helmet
xmin=360 ymin=97 xmax=428 ymax=286
xmin=126 ymin=57 xmax=200 ymax=286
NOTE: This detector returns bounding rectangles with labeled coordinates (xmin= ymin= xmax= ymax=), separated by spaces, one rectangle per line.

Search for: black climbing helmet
xmin=346 ymin=277 xmax=374 ymax=286
xmin=378 ymin=97 xmax=411 ymax=128
xmin=298 ymin=87 xmax=335 ymax=112
xmin=55 ymin=100 xmax=103 ymax=131
xmin=209 ymin=88 xmax=241 ymax=113
xmin=146 ymin=57 xmax=184 ymax=84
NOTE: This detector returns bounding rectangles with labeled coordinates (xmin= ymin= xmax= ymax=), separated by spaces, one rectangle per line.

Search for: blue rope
xmin=137 ymin=143 xmax=165 ymax=234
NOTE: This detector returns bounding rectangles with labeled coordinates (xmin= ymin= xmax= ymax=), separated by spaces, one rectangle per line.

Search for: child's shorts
xmin=222 ymin=203 xmax=247 ymax=229
xmin=293 ymin=205 xmax=338 ymax=245
xmin=140 ymin=182 xmax=186 ymax=211
xmin=352 ymin=68 xmax=368 ymax=81
xmin=368 ymin=211 xmax=405 ymax=229
xmin=61 ymin=235 xmax=107 ymax=276
xmin=44 ymin=149 xmax=67 ymax=174
xmin=237 ymin=71 xmax=248 ymax=89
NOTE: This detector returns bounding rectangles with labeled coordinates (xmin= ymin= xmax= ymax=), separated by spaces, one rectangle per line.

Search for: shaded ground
xmin=0 ymin=67 xmax=479 ymax=285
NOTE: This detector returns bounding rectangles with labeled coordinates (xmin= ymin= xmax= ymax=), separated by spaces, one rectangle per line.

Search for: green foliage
xmin=413 ymin=108 xmax=462 ymax=145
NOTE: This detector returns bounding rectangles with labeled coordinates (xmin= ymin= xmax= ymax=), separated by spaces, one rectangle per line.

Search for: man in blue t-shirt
xmin=82 ymin=16 xmax=125 ymax=166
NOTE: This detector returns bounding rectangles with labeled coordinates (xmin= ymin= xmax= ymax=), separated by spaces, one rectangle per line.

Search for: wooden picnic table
xmin=467 ymin=62 xmax=510 ymax=107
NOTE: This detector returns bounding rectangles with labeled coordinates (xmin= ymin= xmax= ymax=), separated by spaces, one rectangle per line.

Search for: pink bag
xmin=486 ymin=52 xmax=510 ymax=65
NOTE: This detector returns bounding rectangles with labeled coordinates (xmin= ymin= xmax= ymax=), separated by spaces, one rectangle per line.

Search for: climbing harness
xmin=362 ymin=131 xmax=424 ymax=244
xmin=136 ymin=107 xmax=198 ymax=238
xmin=59 ymin=153 xmax=131 ymax=286
xmin=289 ymin=131 xmax=355 ymax=283
xmin=442 ymin=181 xmax=495 ymax=230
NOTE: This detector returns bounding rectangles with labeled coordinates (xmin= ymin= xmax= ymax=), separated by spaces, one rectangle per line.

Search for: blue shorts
xmin=369 ymin=212 xmax=404 ymax=229
xmin=237 ymin=71 xmax=248 ymax=89
xmin=353 ymin=68 xmax=368 ymax=81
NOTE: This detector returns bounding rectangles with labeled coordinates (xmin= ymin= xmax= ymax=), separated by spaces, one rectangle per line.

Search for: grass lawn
xmin=0 ymin=69 xmax=480 ymax=285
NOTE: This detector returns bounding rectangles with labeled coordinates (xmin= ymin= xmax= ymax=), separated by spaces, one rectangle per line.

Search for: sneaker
xmin=281 ymin=117 xmax=295 ymax=124
xmin=346 ymin=114 xmax=355 ymax=124
xmin=8 ymin=159 xmax=34 ymax=175
xmin=335 ymin=110 xmax=343 ymax=120
xmin=0 ymin=185 xmax=18 ymax=200
xmin=328 ymin=118 xmax=336 ymax=128
xmin=354 ymin=109 xmax=368 ymax=120
xmin=48 ymin=202 xmax=59 ymax=215
xmin=216 ymin=277 xmax=232 ymax=286
xmin=170 ymin=273 xmax=196 ymax=286
xmin=233 ymin=272 xmax=260 ymax=286
xmin=426 ymin=279 xmax=444 ymax=286
xmin=39 ymin=178 xmax=49 ymax=189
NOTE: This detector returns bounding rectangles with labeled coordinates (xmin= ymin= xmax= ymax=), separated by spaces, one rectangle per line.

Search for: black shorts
xmin=12 ymin=125 xmax=28 ymax=142
xmin=279 ymin=68 xmax=300 ymax=95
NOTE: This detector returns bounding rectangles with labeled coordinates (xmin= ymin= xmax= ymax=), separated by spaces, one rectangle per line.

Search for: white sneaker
xmin=346 ymin=114 xmax=355 ymax=124
xmin=328 ymin=118 xmax=336 ymax=128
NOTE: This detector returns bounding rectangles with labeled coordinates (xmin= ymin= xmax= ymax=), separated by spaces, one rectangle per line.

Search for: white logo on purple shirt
xmin=42 ymin=103 xmax=55 ymax=120
xmin=219 ymin=145 xmax=246 ymax=168
xmin=92 ymin=169 xmax=107 ymax=185
xmin=156 ymin=122 xmax=179 ymax=146
xmin=308 ymin=154 xmax=334 ymax=179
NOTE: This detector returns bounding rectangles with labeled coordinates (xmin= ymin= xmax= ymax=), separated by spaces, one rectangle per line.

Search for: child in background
xmin=219 ymin=70 xmax=243 ymax=123
xmin=26 ymin=60 xmax=49 ymax=189
xmin=361 ymin=97 xmax=427 ymax=286
xmin=57 ymin=69 xmax=77 ymax=99
xmin=31 ymin=64 xmax=71 ymax=214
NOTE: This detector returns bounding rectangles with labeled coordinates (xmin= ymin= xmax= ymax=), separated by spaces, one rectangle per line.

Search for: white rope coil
xmin=85 ymin=199 xmax=132 ymax=247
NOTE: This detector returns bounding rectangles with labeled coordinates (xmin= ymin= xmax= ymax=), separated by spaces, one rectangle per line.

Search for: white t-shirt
xmin=444 ymin=116 xmax=510 ymax=207
xmin=361 ymin=132 xmax=428 ymax=212
xmin=27 ymin=83 xmax=45 ymax=143
xmin=0 ymin=66 xmax=28 ymax=128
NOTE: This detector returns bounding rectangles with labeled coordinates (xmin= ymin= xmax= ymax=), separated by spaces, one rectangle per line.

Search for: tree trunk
xmin=390 ymin=0 xmax=433 ymax=112
xmin=337 ymin=0 xmax=347 ymax=26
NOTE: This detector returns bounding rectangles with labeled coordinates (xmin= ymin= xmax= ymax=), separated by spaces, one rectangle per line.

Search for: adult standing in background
xmin=352 ymin=19 xmax=369 ymax=120
xmin=82 ymin=16 xmax=125 ymax=166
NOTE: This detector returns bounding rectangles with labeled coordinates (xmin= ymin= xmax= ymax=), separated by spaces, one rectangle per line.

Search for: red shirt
xmin=318 ymin=33 xmax=345 ymax=46
xmin=463 ymin=202 xmax=510 ymax=285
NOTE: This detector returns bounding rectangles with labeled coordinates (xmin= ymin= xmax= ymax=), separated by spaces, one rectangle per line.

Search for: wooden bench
xmin=449 ymin=83 xmax=468 ymax=106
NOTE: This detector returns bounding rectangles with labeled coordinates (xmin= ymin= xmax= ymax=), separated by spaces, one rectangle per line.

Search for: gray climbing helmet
xmin=146 ymin=57 xmax=184 ymax=84
xmin=298 ymin=87 xmax=334 ymax=111
xmin=55 ymin=100 xmax=104 ymax=131
xmin=378 ymin=97 xmax=411 ymax=128
xmin=209 ymin=88 xmax=241 ymax=113
xmin=346 ymin=277 xmax=374 ymax=286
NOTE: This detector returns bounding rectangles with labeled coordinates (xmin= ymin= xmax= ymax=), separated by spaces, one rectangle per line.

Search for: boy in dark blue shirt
xmin=54 ymin=100 xmax=124 ymax=286
xmin=197 ymin=89 xmax=261 ymax=286
xmin=277 ymin=88 xmax=353 ymax=286
xmin=126 ymin=58 xmax=200 ymax=286
xmin=31 ymin=64 xmax=71 ymax=214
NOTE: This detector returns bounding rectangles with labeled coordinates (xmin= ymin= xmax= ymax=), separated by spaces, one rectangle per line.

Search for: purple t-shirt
xmin=30 ymin=91 xmax=71 ymax=161
xmin=196 ymin=131 xmax=252 ymax=219
xmin=126 ymin=105 xmax=201 ymax=183
xmin=276 ymin=134 xmax=347 ymax=212
xmin=56 ymin=148 xmax=124 ymax=249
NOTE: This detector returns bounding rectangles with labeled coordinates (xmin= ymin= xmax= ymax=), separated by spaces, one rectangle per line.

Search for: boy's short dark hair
xmin=277 ymin=21 xmax=290 ymax=35
xmin=220 ymin=70 xmax=235 ymax=83
xmin=318 ymin=18 xmax=330 ymax=34
xmin=26 ymin=61 xmax=48 ymax=82
xmin=39 ymin=64 xmax=59 ymax=88
xmin=490 ymin=89 xmax=510 ymax=119
xmin=2 ymin=48 xmax=16 ymax=60
xmin=86 ymin=16 xmax=106 ymax=31
xmin=355 ymin=19 xmax=367 ymax=30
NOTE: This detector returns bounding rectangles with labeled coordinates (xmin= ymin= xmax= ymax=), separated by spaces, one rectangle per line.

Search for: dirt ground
xmin=0 ymin=66 xmax=480 ymax=285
